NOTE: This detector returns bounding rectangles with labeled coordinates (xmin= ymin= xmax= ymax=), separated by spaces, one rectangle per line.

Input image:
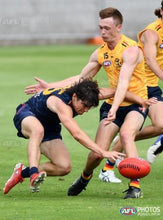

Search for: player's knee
xmin=95 ymin=153 xmax=103 ymax=161
xmin=120 ymin=130 xmax=131 ymax=143
xmin=32 ymin=127 xmax=44 ymax=140
xmin=89 ymin=151 xmax=103 ymax=161
xmin=49 ymin=162 xmax=72 ymax=176
xmin=61 ymin=163 xmax=72 ymax=175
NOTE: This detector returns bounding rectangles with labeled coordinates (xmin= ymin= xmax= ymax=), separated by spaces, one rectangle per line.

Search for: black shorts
xmin=100 ymin=102 xmax=148 ymax=128
xmin=147 ymin=86 xmax=163 ymax=101
xmin=13 ymin=103 xmax=62 ymax=142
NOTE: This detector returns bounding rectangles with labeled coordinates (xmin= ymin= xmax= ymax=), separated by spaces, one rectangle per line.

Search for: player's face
xmin=99 ymin=17 xmax=121 ymax=43
xmin=72 ymin=94 xmax=91 ymax=115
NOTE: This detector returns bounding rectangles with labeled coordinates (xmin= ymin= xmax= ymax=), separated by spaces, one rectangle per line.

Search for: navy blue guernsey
xmin=26 ymin=87 xmax=77 ymax=124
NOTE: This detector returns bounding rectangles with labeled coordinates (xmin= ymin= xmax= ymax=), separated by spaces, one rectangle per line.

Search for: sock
xmin=81 ymin=171 xmax=93 ymax=181
xmin=21 ymin=167 xmax=30 ymax=178
xmin=103 ymin=159 xmax=115 ymax=171
xmin=130 ymin=179 xmax=140 ymax=188
xmin=29 ymin=167 xmax=39 ymax=177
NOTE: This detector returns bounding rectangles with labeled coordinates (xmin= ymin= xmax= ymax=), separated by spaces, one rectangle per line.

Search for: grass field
xmin=0 ymin=44 xmax=163 ymax=220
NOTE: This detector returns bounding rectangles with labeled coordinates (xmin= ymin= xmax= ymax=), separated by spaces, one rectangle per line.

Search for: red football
xmin=118 ymin=157 xmax=151 ymax=179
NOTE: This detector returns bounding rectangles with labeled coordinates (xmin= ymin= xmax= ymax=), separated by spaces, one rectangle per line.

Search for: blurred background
xmin=0 ymin=0 xmax=160 ymax=46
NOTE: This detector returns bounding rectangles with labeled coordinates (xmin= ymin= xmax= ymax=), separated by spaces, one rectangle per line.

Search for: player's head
xmin=99 ymin=7 xmax=123 ymax=26
xmin=98 ymin=8 xmax=123 ymax=42
xmin=154 ymin=1 xmax=163 ymax=18
xmin=67 ymin=79 xmax=99 ymax=114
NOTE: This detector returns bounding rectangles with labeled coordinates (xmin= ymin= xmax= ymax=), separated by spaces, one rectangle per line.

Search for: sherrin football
xmin=118 ymin=157 xmax=151 ymax=179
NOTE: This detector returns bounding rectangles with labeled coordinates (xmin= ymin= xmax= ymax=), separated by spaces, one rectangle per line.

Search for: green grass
xmin=0 ymin=44 xmax=163 ymax=220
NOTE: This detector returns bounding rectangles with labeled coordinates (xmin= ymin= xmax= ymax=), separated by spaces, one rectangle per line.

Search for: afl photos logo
xmin=120 ymin=206 xmax=137 ymax=216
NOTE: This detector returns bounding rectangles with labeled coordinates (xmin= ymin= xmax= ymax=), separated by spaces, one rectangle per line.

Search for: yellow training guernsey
xmin=97 ymin=34 xmax=147 ymax=106
xmin=137 ymin=18 xmax=163 ymax=87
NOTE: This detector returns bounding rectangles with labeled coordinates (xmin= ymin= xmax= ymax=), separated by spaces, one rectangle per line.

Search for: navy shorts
xmin=13 ymin=103 xmax=62 ymax=142
xmin=147 ymin=86 xmax=163 ymax=101
xmin=100 ymin=102 xmax=148 ymax=128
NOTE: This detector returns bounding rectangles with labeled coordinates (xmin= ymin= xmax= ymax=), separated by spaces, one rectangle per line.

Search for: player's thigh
xmin=148 ymin=101 xmax=163 ymax=127
xmin=40 ymin=139 xmax=71 ymax=165
xmin=21 ymin=116 xmax=44 ymax=138
xmin=120 ymin=111 xmax=144 ymax=137
xmin=95 ymin=119 xmax=119 ymax=150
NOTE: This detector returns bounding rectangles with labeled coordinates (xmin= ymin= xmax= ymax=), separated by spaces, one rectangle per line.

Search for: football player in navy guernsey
xmin=3 ymin=79 xmax=125 ymax=194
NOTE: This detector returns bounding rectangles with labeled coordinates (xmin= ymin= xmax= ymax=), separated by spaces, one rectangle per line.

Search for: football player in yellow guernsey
xmin=139 ymin=1 xmax=163 ymax=163
xmin=69 ymin=7 xmax=148 ymax=199
xmin=109 ymin=1 xmax=163 ymax=166
xmin=25 ymin=8 xmax=151 ymax=199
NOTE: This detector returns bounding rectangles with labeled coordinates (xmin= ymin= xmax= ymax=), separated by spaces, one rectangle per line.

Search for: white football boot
xmin=147 ymin=135 xmax=163 ymax=164
xmin=99 ymin=170 xmax=122 ymax=183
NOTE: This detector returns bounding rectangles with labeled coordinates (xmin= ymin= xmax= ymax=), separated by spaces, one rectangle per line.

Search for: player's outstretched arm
xmin=125 ymin=92 xmax=158 ymax=112
xmin=25 ymin=77 xmax=49 ymax=94
xmin=25 ymin=49 xmax=101 ymax=95
xmin=25 ymin=75 xmax=80 ymax=95
xmin=99 ymin=87 xmax=157 ymax=110
xmin=47 ymin=95 xmax=126 ymax=160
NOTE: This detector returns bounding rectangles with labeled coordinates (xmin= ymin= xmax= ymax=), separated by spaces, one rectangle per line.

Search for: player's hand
xmin=140 ymin=97 xmax=158 ymax=113
xmin=25 ymin=77 xmax=48 ymax=95
xmin=103 ymin=151 xmax=126 ymax=161
xmin=104 ymin=107 xmax=117 ymax=125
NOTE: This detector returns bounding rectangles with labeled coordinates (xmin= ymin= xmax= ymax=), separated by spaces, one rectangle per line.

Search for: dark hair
xmin=67 ymin=79 xmax=99 ymax=107
xmin=99 ymin=7 xmax=123 ymax=25
xmin=154 ymin=0 xmax=163 ymax=18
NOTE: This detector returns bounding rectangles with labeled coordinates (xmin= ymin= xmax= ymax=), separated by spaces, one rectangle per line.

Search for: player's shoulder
xmin=121 ymin=34 xmax=137 ymax=47
xmin=146 ymin=18 xmax=161 ymax=29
